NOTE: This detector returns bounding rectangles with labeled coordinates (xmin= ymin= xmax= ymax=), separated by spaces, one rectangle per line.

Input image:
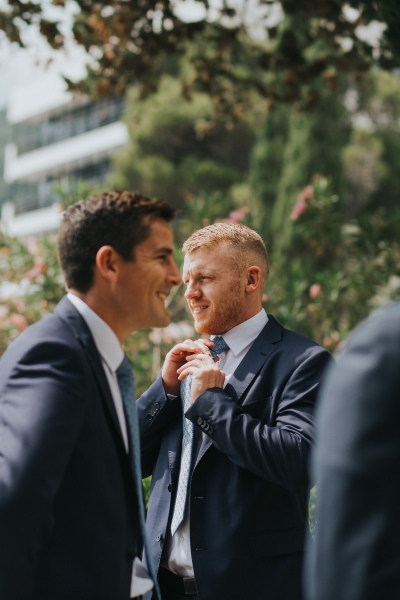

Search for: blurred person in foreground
xmin=138 ymin=222 xmax=332 ymax=600
xmin=305 ymin=299 xmax=400 ymax=600
xmin=0 ymin=191 xmax=182 ymax=600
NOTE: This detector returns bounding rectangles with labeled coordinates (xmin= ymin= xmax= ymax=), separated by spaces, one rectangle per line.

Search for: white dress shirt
xmin=67 ymin=293 xmax=153 ymax=598
xmin=163 ymin=309 xmax=269 ymax=576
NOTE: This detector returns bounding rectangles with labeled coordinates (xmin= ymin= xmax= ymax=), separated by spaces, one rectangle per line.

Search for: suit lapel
xmin=55 ymin=297 xmax=125 ymax=447
xmin=228 ymin=315 xmax=282 ymax=404
xmin=195 ymin=315 xmax=283 ymax=462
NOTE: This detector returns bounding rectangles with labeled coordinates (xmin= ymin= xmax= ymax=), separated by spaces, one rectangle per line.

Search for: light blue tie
xmin=170 ymin=336 xmax=229 ymax=535
xmin=116 ymin=354 xmax=161 ymax=600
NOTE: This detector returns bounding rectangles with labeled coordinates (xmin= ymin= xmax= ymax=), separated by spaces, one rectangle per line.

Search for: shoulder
xmin=265 ymin=314 xmax=330 ymax=357
xmin=0 ymin=304 xmax=88 ymax=384
xmin=319 ymin=301 xmax=400 ymax=420
xmin=341 ymin=300 xmax=400 ymax=356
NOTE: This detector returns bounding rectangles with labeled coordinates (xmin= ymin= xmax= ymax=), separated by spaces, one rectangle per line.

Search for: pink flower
xmin=221 ymin=207 xmax=250 ymax=224
xmin=298 ymin=185 xmax=314 ymax=203
xmin=23 ymin=262 xmax=46 ymax=281
xmin=26 ymin=238 xmax=40 ymax=256
xmin=10 ymin=313 xmax=28 ymax=331
xmin=290 ymin=198 xmax=307 ymax=220
xmin=309 ymin=284 xmax=322 ymax=299
xmin=11 ymin=298 xmax=26 ymax=312
xmin=291 ymin=185 xmax=315 ymax=220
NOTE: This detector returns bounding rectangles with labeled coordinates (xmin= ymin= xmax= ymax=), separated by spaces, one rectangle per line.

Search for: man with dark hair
xmin=138 ymin=222 xmax=332 ymax=600
xmin=0 ymin=191 xmax=182 ymax=600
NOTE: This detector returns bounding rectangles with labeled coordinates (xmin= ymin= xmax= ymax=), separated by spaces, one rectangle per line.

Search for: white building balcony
xmin=4 ymin=121 xmax=129 ymax=183
xmin=1 ymin=202 xmax=62 ymax=238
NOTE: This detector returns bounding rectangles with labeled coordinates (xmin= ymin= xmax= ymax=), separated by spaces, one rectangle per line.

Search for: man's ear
xmin=95 ymin=245 xmax=119 ymax=282
xmin=245 ymin=266 xmax=262 ymax=292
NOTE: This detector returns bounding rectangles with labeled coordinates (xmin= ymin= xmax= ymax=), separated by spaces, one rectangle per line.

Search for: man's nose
xmin=169 ymin=261 xmax=182 ymax=286
xmin=184 ymin=281 xmax=200 ymax=299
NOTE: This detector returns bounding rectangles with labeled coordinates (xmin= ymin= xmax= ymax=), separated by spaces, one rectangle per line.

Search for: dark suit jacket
xmin=305 ymin=300 xmax=400 ymax=600
xmin=0 ymin=296 xmax=140 ymax=600
xmin=138 ymin=315 xmax=332 ymax=600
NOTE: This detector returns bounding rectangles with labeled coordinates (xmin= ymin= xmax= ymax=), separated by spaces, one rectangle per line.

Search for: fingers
xmin=176 ymin=352 xmax=216 ymax=377
xmin=162 ymin=339 xmax=214 ymax=395
xmin=178 ymin=355 xmax=226 ymax=400
xmin=167 ymin=338 xmax=213 ymax=360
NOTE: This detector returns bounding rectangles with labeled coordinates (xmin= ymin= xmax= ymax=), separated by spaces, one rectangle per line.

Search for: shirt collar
xmin=67 ymin=292 xmax=124 ymax=372
xmin=212 ymin=309 xmax=268 ymax=356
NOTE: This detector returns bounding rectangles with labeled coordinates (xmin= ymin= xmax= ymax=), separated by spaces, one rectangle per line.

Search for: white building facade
xmin=1 ymin=69 xmax=129 ymax=238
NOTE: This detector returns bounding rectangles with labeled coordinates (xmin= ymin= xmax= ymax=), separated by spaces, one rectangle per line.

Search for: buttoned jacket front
xmin=138 ymin=315 xmax=332 ymax=600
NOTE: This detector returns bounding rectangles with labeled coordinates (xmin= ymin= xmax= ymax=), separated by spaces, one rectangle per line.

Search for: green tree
xmin=2 ymin=1 xmax=400 ymax=116
xmin=108 ymin=75 xmax=257 ymax=210
xmin=344 ymin=68 xmax=400 ymax=213
xmin=249 ymin=87 xmax=351 ymax=249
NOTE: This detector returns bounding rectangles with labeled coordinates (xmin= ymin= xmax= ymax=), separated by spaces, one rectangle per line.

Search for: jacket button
xmin=156 ymin=533 xmax=163 ymax=542
xmin=167 ymin=484 xmax=172 ymax=492
xmin=209 ymin=426 xmax=214 ymax=434
xmin=197 ymin=417 xmax=203 ymax=426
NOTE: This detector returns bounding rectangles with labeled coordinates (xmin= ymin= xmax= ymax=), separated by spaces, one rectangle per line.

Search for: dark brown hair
xmin=58 ymin=190 xmax=176 ymax=292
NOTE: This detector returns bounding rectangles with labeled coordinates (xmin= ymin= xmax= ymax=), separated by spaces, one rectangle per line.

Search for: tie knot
xmin=210 ymin=336 xmax=230 ymax=357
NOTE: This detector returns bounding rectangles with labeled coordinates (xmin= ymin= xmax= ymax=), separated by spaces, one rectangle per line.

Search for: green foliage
xmin=2 ymin=1 xmax=400 ymax=116
xmin=269 ymin=90 xmax=350 ymax=248
xmin=267 ymin=175 xmax=400 ymax=351
xmin=0 ymin=232 xmax=64 ymax=354
xmin=108 ymin=75 xmax=257 ymax=210
xmin=1 ymin=176 xmax=399 ymax=510
xmin=347 ymin=68 xmax=400 ymax=212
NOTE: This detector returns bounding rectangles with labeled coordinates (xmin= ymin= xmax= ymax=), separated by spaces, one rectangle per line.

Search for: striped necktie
xmin=170 ymin=336 xmax=229 ymax=535
xmin=116 ymin=354 xmax=161 ymax=600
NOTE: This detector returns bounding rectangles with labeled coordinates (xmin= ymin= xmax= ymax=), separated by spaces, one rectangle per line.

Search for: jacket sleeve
xmin=137 ymin=372 xmax=181 ymax=479
xmin=186 ymin=344 xmax=332 ymax=493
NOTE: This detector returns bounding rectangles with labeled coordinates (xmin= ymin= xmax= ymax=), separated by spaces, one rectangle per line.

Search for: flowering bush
xmin=267 ymin=175 xmax=400 ymax=351
xmin=0 ymin=233 xmax=65 ymax=354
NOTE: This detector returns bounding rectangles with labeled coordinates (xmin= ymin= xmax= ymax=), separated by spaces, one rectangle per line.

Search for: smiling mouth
xmin=192 ymin=305 xmax=208 ymax=314
xmin=157 ymin=292 xmax=169 ymax=302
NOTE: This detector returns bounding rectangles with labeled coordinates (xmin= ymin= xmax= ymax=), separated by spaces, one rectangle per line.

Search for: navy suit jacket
xmin=138 ymin=315 xmax=332 ymax=600
xmin=0 ymin=297 xmax=140 ymax=600
xmin=305 ymin=300 xmax=400 ymax=600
